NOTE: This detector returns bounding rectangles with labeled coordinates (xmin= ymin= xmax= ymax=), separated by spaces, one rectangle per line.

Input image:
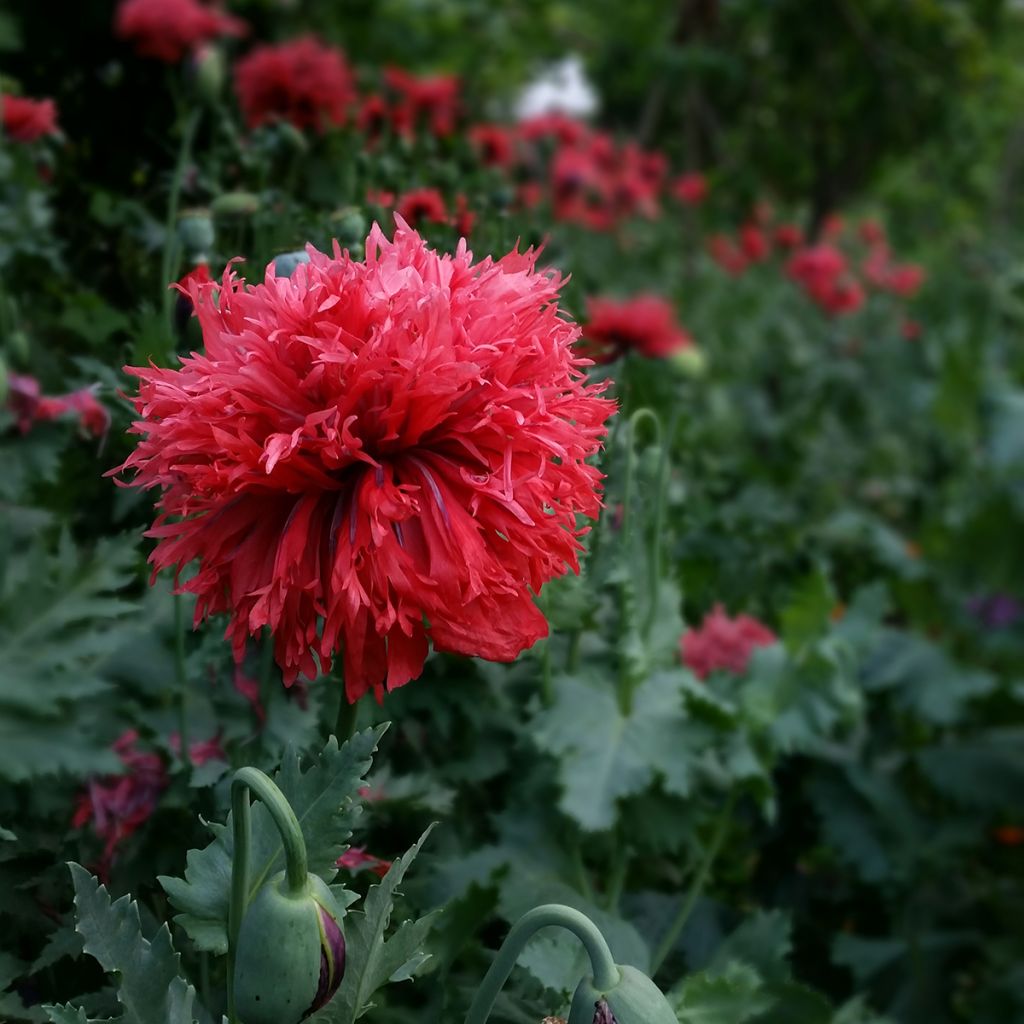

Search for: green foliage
xmin=47 ymin=864 xmax=196 ymax=1024
xmin=161 ymin=727 xmax=385 ymax=953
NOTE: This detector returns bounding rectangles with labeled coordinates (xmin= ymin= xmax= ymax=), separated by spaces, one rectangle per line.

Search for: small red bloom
xmin=821 ymin=213 xmax=845 ymax=239
xmin=384 ymin=67 xmax=460 ymax=137
xmin=234 ymin=36 xmax=354 ymax=132
xmin=469 ymin=123 xmax=516 ymax=168
xmin=739 ymin=223 xmax=770 ymax=263
xmin=671 ymin=172 xmax=708 ymax=207
xmin=681 ymin=604 xmax=776 ymax=680
xmin=114 ymin=0 xmax=246 ymax=63
xmin=452 ymin=194 xmax=476 ymax=236
xmin=787 ymin=244 xmax=864 ymax=316
xmin=707 ymin=234 xmax=748 ymax=276
xmin=395 ymin=187 xmax=448 ymax=230
xmin=774 ymin=223 xmax=804 ymax=249
xmin=6 ymin=373 xmax=41 ymax=432
xmin=858 ymin=219 xmax=886 ymax=245
xmin=72 ymin=731 xmax=168 ymax=873
xmin=518 ymin=112 xmax=588 ymax=147
xmin=581 ymin=295 xmax=692 ymax=362
xmin=116 ymin=223 xmax=613 ymax=702
xmin=1 ymin=94 xmax=59 ymax=142
xmin=901 ymin=319 xmax=922 ymax=341
xmin=883 ymin=264 xmax=925 ymax=298
xmin=994 ymin=825 xmax=1024 ymax=847
xmin=169 ymin=731 xmax=228 ymax=765
xmin=336 ymin=847 xmax=391 ymax=877
xmin=366 ymin=187 xmax=396 ymax=208
xmin=7 ymin=376 xmax=109 ymax=438
xmin=355 ymin=93 xmax=390 ymax=143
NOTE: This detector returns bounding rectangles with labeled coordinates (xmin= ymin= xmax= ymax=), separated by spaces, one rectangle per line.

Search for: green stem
xmin=570 ymin=840 xmax=594 ymax=904
xmin=605 ymin=836 xmax=630 ymax=913
xmin=540 ymin=637 xmax=553 ymax=706
xmin=643 ymin=407 xmax=678 ymax=640
xmin=464 ymin=905 xmax=620 ymax=1024
xmin=335 ymin=692 xmax=359 ymax=743
xmin=160 ymin=108 xmax=202 ymax=325
xmin=173 ymin=593 xmax=189 ymax=768
xmin=228 ymin=768 xmax=309 ymax=1022
xmin=651 ymin=794 xmax=735 ymax=975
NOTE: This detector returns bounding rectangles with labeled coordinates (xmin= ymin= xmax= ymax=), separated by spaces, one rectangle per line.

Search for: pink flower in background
xmin=672 ymin=171 xmax=708 ymax=206
xmin=115 ymin=0 xmax=246 ymax=62
xmin=2 ymin=94 xmax=59 ymax=142
xmin=395 ymin=187 xmax=448 ymax=229
xmin=234 ymin=36 xmax=354 ymax=131
xmin=72 ymin=731 xmax=168 ymax=874
xmin=582 ymin=295 xmax=693 ymax=362
xmin=5 ymin=376 xmax=109 ymax=438
xmin=681 ymin=604 xmax=776 ymax=679
xmin=336 ymin=847 xmax=392 ymax=877
xmin=169 ymin=731 xmax=227 ymax=765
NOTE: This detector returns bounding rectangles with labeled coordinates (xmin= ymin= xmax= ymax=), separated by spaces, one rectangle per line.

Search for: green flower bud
xmin=233 ymin=871 xmax=346 ymax=1024
xmin=568 ymin=965 xmax=676 ymax=1024
xmin=211 ymin=191 xmax=261 ymax=218
xmin=192 ymin=45 xmax=226 ymax=106
xmin=670 ymin=345 xmax=707 ymax=378
xmin=177 ymin=209 xmax=214 ymax=263
xmin=8 ymin=329 xmax=29 ymax=362
xmin=330 ymin=206 xmax=367 ymax=248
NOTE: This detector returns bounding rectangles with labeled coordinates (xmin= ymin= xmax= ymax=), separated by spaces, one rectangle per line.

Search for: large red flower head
xmin=581 ymin=295 xmax=692 ymax=362
xmin=117 ymin=222 xmax=614 ymax=702
xmin=114 ymin=0 xmax=246 ymax=63
xmin=394 ymin=187 xmax=448 ymax=230
xmin=681 ymin=604 xmax=776 ymax=680
xmin=234 ymin=36 xmax=354 ymax=132
xmin=671 ymin=172 xmax=708 ymax=207
xmin=1 ymin=94 xmax=59 ymax=142
xmin=469 ymin=123 xmax=517 ymax=168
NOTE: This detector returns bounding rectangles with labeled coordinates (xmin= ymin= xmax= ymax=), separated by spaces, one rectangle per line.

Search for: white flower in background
xmin=514 ymin=54 xmax=599 ymax=120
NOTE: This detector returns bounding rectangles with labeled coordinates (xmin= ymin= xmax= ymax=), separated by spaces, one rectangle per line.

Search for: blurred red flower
xmin=518 ymin=112 xmax=588 ymax=147
xmin=681 ymin=604 xmax=776 ymax=679
xmin=469 ymin=123 xmax=516 ymax=168
xmin=234 ymin=36 xmax=354 ymax=131
xmin=117 ymin=222 xmax=613 ymax=702
xmin=453 ymin=193 xmax=476 ymax=236
xmin=355 ymin=93 xmax=390 ymax=143
xmin=72 ymin=731 xmax=167 ymax=874
xmin=581 ymin=295 xmax=693 ymax=362
xmin=384 ymin=68 xmax=460 ymax=137
xmin=739 ymin=222 xmax=770 ymax=263
xmin=774 ymin=223 xmax=804 ymax=249
xmin=395 ymin=187 xmax=448 ymax=230
xmin=336 ymin=847 xmax=391 ymax=877
xmin=707 ymin=234 xmax=748 ymax=276
xmin=787 ymin=244 xmax=864 ymax=316
xmin=1 ymin=94 xmax=59 ymax=142
xmin=671 ymin=172 xmax=708 ymax=207
xmin=6 ymin=375 xmax=109 ymax=437
xmin=114 ymin=0 xmax=246 ymax=63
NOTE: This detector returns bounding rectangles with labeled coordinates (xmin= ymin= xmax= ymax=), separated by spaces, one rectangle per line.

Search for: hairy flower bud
xmin=568 ymin=965 xmax=676 ymax=1024
xmin=233 ymin=870 xmax=346 ymax=1024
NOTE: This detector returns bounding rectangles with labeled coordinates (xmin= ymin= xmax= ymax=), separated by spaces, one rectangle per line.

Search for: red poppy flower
xmin=234 ymin=36 xmax=354 ymax=132
xmin=681 ymin=604 xmax=776 ymax=680
xmin=994 ymin=825 xmax=1024 ymax=847
xmin=901 ymin=319 xmax=922 ymax=341
xmin=355 ymin=93 xmax=390 ymax=142
xmin=1 ymin=94 xmax=59 ymax=142
xmin=671 ymin=172 xmax=708 ymax=207
xmin=707 ymin=234 xmax=748 ymax=276
xmin=116 ymin=222 xmax=613 ymax=702
xmin=774 ymin=223 xmax=804 ymax=249
xmin=395 ymin=187 xmax=448 ymax=230
xmin=336 ymin=847 xmax=392 ymax=877
xmin=6 ymin=373 xmax=41 ymax=432
xmin=114 ymin=0 xmax=246 ymax=63
xmin=6 ymin=375 xmax=109 ymax=437
xmin=452 ymin=194 xmax=476 ymax=236
xmin=384 ymin=67 xmax=460 ymax=137
xmin=469 ymin=123 xmax=516 ymax=168
xmin=581 ymin=295 xmax=692 ymax=362
xmin=72 ymin=731 xmax=167 ymax=874
xmin=739 ymin=222 xmax=770 ymax=263
xmin=518 ymin=112 xmax=589 ymax=147
xmin=858 ymin=219 xmax=886 ymax=245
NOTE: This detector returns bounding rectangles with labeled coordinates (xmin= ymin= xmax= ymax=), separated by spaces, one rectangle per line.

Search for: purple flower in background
xmin=966 ymin=592 xmax=1022 ymax=629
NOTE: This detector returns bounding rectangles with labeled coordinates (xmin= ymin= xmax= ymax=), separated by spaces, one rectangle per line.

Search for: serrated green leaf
xmin=669 ymin=960 xmax=775 ymax=1024
xmin=311 ymin=827 xmax=437 ymax=1023
xmin=532 ymin=670 xmax=700 ymax=832
xmin=69 ymin=863 xmax=196 ymax=1024
xmin=44 ymin=1004 xmax=93 ymax=1024
xmin=160 ymin=726 xmax=385 ymax=953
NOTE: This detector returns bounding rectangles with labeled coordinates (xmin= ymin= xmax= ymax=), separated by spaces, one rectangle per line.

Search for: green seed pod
xmin=670 ymin=345 xmax=707 ymax=378
xmin=273 ymin=249 xmax=311 ymax=279
xmin=211 ymin=191 xmax=261 ymax=218
xmin=330 ymin=206 xmax=367 ymax=249
xmin=192 ymin=44 xmax=226 ymax=106
xmin=177 ymin=209 xmax=215 ymax=263
xmin=567 ymin=965 xmax=677 ymax=1024
xmin=234 ymin=871 xmax=346 ymax=1024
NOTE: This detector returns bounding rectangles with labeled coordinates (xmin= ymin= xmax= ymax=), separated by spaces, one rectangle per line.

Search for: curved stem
xmin=228 ymin=768 xmax=309 ymax=1022
xmin=160 ymin=108 xmax=202 ymax=325
xmin=172 ymin=593 xmax=189 ymax=769
xmin=651 ymin=793 xmax=735 ymax=975
xmin=464 ymin=904 xmax=620 ymax=1024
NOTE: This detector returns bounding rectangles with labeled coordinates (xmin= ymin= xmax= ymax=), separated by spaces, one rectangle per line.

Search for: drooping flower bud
xmin=567 ymin=965 xmax=677 ymax=1024
xmin=233 ymin=869 xmax=346 ymax=1024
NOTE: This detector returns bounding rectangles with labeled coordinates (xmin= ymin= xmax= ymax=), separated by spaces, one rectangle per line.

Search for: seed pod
xmin=273 ymin=249 xmax=311 ymax=279
xmin=211 ymin=191 xmax=261 ymax=218
xmin=233 ymin=870 xmax=346 ymax=1024
xmin=567 ymin=965 xmax=677 ymax=1024
xmin=177 ymin=209 xmax=214 ymax=263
